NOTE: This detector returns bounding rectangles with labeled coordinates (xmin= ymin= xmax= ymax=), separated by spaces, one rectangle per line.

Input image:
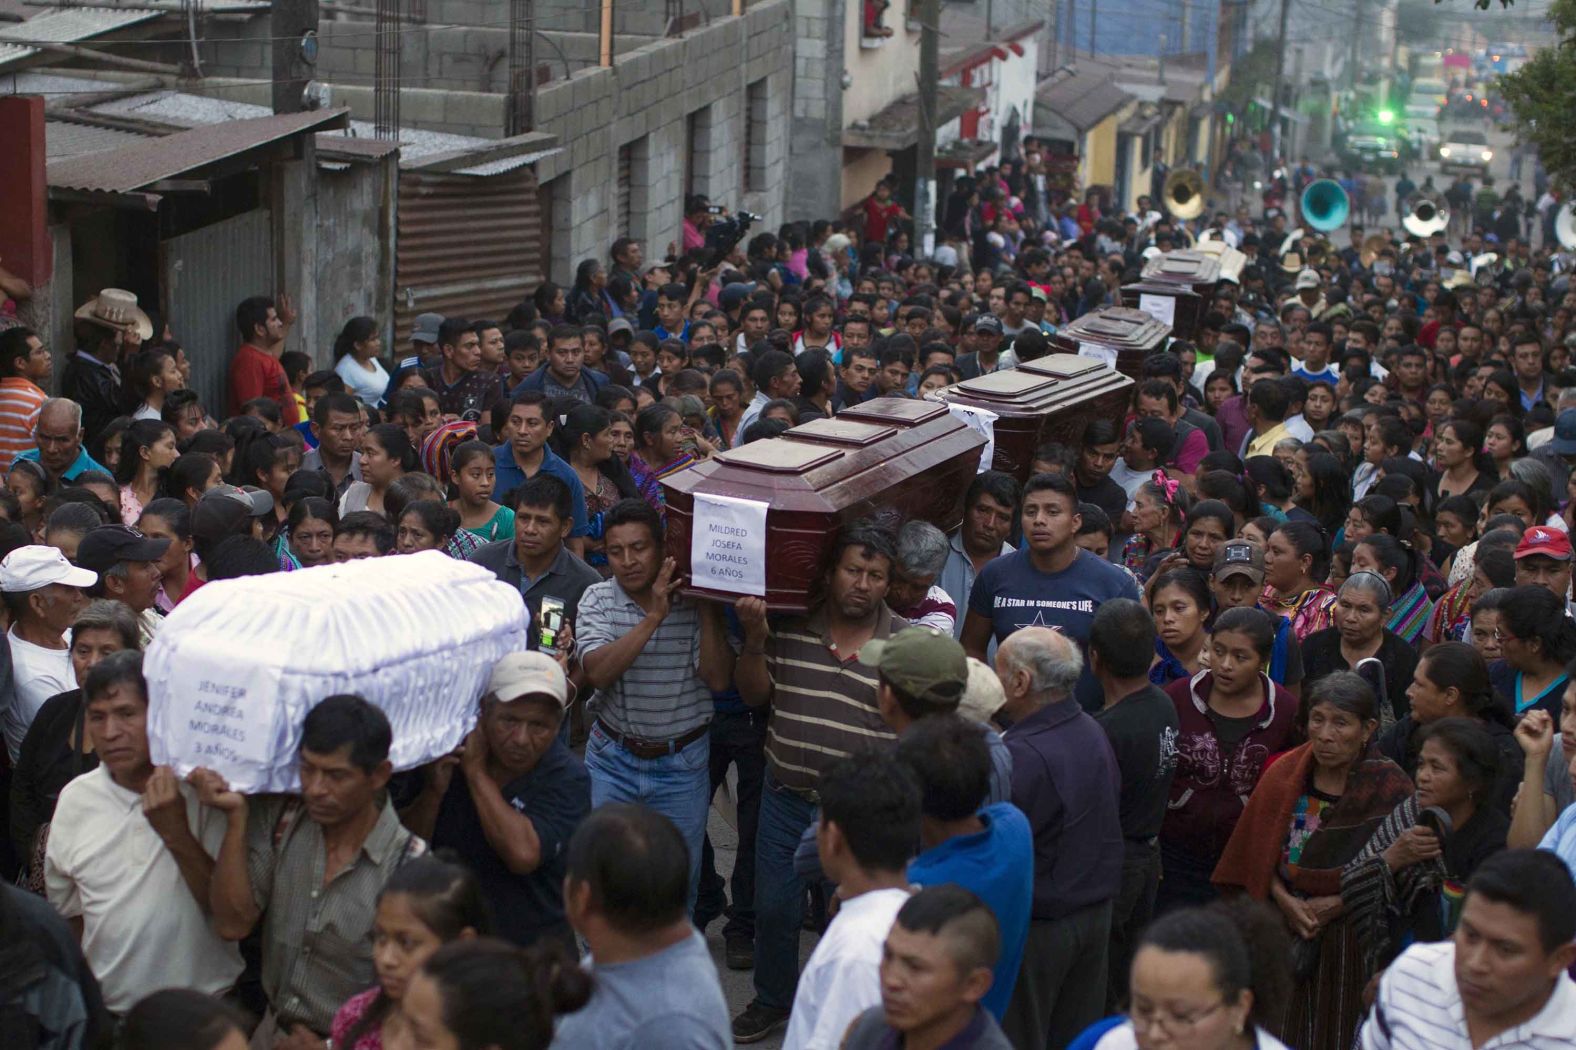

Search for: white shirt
xmin=335 ymin=354 xmax=391 ymax=406
xmin=45 ymin=765 xmax=243 ymax=1012
xmin=131 ymin=403 xmax=162 ymax=421
xmin=4 ymin=626 xmax=73 ymax=761
xmin=1285 ymin=414 xmax=1316 ymax=442
xmin=903 ymin=583 xmax=957 ymax=636
xmin=1362 ymin=939 xmax=1576 ymax=1050
xmin=1353 ymin=461 xmax=1381 ymax=501
xmin=734 ymin=390 xmax=772 ymax=448
xmin=1109 ymin=459 xmax=1152 ymax=499
xmin=782 ymin=887 xmax=909 ymax=1050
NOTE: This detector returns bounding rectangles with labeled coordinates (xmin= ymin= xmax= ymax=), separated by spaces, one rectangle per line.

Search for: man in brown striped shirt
xmin=729 ymin=522 xmax=907 ymax=1043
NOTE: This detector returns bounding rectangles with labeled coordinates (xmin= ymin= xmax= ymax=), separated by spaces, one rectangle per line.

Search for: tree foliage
xmin=1498 ymin=0 xmax=1576 ymax=188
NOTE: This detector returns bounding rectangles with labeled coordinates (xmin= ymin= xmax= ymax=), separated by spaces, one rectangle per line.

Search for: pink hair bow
xmin=1153 ymin=470 xmax=1180 ymax=505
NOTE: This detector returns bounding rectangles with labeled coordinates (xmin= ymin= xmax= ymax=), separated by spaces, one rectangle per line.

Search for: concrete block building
xmin=194 ymin=0 xmax=794 ymax=298
xmin=0 ymin=0 xmax=794 ymax=349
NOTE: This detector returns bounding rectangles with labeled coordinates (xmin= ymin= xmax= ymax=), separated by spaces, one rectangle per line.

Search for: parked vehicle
xmin=1438 ymin=126 xmax=1493 ymax=176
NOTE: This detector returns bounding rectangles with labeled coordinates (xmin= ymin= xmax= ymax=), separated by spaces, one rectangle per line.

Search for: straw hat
xmin=74 ymin=288 xmax=153 ymax=341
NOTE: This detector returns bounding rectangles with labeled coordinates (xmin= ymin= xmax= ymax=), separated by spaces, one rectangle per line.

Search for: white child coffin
xmin=145 ymin=551 xmax=530 ymax=793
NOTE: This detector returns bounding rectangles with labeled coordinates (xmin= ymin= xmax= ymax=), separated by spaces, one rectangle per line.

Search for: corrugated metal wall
xmin=394 ymin=170 xmax=544 ymax=341
xmin=160 ymin=208 xmax=275 ymax=419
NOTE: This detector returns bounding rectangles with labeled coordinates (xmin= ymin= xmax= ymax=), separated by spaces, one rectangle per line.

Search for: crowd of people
xmin=2 ymin=158 xmax=1576 ymax=1050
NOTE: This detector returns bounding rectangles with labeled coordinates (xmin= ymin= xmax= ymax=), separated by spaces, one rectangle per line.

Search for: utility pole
xmin=1268 ymin=0 xmax=1289 ymax=161
xmin=1051 ymin=0 xmax=1061 ymax=68
xmin=1089 ymin=0 xmax=1097 ymax=57
xmin=271 ymin=0 xmax=319 ymax=114
xmin=1348 ymin=0 xmax=1362 ymax=92
xmin=915 ymin=0 xmax=939 ymax=257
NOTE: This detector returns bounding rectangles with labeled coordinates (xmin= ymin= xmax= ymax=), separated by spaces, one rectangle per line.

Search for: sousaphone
xmin=1359 ymin=234 xmax=1390 ymax=268
xmin=1556 ymin=201 xmax=1576 ymax=250
xmin=1163 ymin=169 xmax=1207 ymax=221
xmin=1402 ymin=195 xmax=1449 ymax=238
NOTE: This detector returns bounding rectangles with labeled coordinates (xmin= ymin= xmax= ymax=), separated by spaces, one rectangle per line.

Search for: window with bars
xmin=743 ymin=79 xmax=768 ymax=194
xmin=616 ymin=143 xmax=633 ymax=237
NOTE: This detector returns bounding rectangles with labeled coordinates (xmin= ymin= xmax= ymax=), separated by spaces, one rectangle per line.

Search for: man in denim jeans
xmin=576 ymin=498 xmax=734 ymax=910
xmin=729 ymin=522 xmax=907 ymax=1043
xmin=694 ymin=679 xmax=768 ymax=972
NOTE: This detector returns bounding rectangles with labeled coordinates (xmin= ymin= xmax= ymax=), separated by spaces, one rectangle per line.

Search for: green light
xmin=1226 ymin=113 xmax=1235 ymax=124
xmin=1377 ymin=109 xmax=1395 ymax=124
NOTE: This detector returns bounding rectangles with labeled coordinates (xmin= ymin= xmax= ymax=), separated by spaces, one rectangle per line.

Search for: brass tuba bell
xmin=1359 ymin=234 xmax=1390 ymax=268
xmin=1163 ymin=169 xmax=1207 ymax=221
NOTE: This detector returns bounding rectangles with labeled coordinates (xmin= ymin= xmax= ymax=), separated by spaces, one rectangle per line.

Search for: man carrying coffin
xmin=45 ymin=651 xmax=242 ymax=1016
xmin=190 ymin=694 xmax=426 ymax=1048
xmin=730 ymin=521 xmax=909 ymax=1044
xmin=403 ymin=651 xmax=591 ymax=951
xmin=575 ymin=498 xmax=735 ymax=914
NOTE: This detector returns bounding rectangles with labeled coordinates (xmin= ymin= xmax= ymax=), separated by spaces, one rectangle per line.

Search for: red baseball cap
xmin=1514 ymin=526 xmax=1574 ymax=562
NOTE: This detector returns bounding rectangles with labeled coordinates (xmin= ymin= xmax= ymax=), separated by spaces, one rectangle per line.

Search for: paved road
xmin=1315 ymin=117 xmax=1532 ymax=245
xmin=1207 ymin=117 xmax=1533 ymax=247
xmin=698 ymin=119 xmax=1543 ymax=1050
xmin=702 ymin=800 xmax=813 ymax=1050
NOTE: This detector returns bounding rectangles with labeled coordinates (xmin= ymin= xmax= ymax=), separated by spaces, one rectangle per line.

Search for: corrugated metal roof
xmin=48 ymin=108 xmax=349 ymax=192
xmin=0 ymin=70 xmax=132 ymax=97
xmin=1035 ymin=70 xmax=1136 ymax=132
xmin=842 ymin=85 xmax=985 ymax=150
xmin=315 ymin=133 xmax=401 ymax=160
xmin=93 ymin=87 xmax=273 ymax=126
xmin=0 ymin=6 xmax=162 ymax=71
xmin=45 ymin=116 xmax=152 ymax=160
xmin=91 ymin=89 xmax=562 ymax=173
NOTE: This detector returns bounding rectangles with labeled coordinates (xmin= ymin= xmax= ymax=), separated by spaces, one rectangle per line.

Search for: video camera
xmin=704 ymin=208 xmax=763 ymax=268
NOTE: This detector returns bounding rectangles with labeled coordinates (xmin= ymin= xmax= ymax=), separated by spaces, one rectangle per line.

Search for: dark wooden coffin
xmin=932 ymin=353 xmax=1134 ymax=483
xmin=661 ymin=398 xmax=986 ymax=611
xmin=1047 ymin=307 xmax=1170 ymax=380
xmin=1194 ymin=239 xmax=1247 ymax=283
xmin=1120 ymin=280 xmax=1204 ymax=341
xmin=1140 ymin=248 xmax=1223 ymax=300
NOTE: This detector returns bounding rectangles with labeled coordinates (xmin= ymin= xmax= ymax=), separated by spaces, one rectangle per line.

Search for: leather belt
xmin=595 ymin=719 xmax=708 ymax=760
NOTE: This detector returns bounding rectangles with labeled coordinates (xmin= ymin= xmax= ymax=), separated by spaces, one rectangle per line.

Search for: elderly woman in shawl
xmin=1212 ymin=670 xmax=1413 ymax=1050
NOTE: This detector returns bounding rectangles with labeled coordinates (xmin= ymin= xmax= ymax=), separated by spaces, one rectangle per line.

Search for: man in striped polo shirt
xmin=730 ymin=522 xmax=908 ymax=1044
xmin=576 ymin=497 xmax=734 ymax=912
xmin=0 ymin=326 xmax=50 ymax=467
xmin=1362 ymin=849 xmax=1576 ymax=1050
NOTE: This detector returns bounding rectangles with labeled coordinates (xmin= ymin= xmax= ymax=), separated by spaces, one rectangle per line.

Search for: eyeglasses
xmin=1130 ymin=999 xmax=1229 ymax=1035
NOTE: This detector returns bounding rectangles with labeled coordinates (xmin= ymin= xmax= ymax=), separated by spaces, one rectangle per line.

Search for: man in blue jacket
xmin=511 ymin=325 xmax=607 ymax=404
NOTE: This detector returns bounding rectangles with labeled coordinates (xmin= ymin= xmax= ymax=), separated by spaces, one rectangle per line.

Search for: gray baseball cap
xmin=411 ymin=312 xmax=444 ymax=345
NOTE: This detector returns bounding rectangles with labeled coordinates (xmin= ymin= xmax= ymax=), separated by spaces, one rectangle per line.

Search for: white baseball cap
xmin=0 ymin=545 xmax=97 ymax=592
xmin=488 ymin=651 xmax=569 ymax=709
xmin=1294 ymin=269 xmax=1321 ymax=290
